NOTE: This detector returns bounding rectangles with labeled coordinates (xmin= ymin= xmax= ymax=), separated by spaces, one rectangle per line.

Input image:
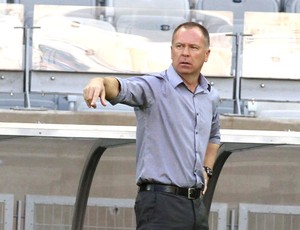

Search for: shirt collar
xmin=165 ymin=65 xmax=211 ymax=93
xmin=165 ymin=65 xmax=183 ymax=88
xmin=199 ymin=74 xmax=211 ymax=92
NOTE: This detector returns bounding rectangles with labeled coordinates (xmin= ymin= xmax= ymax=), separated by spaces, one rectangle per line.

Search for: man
xmin=84 ymin=22 xmax=221 ymax=230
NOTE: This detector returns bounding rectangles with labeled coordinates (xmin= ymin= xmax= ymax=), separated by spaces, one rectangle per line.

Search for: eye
xmin=191 ymin=45 xmax=200 ymax=51
xmin=175 ymin=43 xmax=184 ymax=50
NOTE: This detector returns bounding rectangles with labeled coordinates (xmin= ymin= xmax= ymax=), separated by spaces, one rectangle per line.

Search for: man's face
xmin=171 ymin=27 xmax=210 ymax=77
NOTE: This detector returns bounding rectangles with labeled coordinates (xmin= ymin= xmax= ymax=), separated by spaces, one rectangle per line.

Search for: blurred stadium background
xmin=0 ymin=0 xmax=300 ymax=229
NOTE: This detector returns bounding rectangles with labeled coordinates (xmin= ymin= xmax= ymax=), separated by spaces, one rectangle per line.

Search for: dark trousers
xmin=134 ymin=191 xmax=209 ymax=230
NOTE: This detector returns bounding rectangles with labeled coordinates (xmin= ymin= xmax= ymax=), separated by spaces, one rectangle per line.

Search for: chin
xmin=177 ymin=68 xmax=192 ymax=74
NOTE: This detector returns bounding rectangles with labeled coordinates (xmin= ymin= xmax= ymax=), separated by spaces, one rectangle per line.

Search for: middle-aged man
xmin=83 ymin=21 xmax=221 ymax=230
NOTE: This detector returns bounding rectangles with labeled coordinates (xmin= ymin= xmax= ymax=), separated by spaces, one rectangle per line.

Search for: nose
xmin=182 ymin=46 xmax=190 ymax=56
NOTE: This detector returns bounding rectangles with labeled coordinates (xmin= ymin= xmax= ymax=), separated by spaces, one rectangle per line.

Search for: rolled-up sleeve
xmin=109 ymin=76 xmax=157 ymax=109
xmin=109 ymin=77 xmax=127 ymax=105
xmin=209 ymin=110 xmax=221 ymax=144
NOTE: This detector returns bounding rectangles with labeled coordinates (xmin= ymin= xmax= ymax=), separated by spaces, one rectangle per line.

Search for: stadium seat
xmin=196 ymin=0 xmax=280 ymax=32
xmin=116 ymin=15 xmax=186 ymax=42
xmin=0 ymin=93 xmax=58 ymax=110
xmin=191 ymin=10 xmax=233 ymax=33
xmin=32 ymin=13 xmax=118 ymax=72
xmin=284 ymin=0 xmax=300 ymax=12
xmin=108 ymin=0 xmax=190 ymax=18
xmin=106 ymin=0 xmax=190 ymax=40
xmin=20 ymin=0 xmax=97 ymax=26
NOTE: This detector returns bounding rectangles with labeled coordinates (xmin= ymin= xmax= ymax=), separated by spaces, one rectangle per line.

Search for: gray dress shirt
xmin=110 ymin=65 xmax=221 ymax=188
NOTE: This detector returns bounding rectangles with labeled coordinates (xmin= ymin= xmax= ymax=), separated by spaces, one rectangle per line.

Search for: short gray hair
xmin=172 ymin=22 xmax=210 ymax=47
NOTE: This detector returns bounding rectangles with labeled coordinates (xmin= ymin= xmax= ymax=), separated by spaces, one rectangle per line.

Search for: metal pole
xmin=227 ymin=33 xmax=252 ymax=115
xmin=16 ymin=200 xmax=22 ymax=230
xmin=15 ymin=26 xmax=40 ymax=108
xmin=229 ymin=209 xmax=236 ymax=230
xmin=226 ymin=33 xmax=242 ymax=115
xmin=234 ymin=33 xmax=242 ymax=114
xmin=24 ymin=26 xmax=31 ymax=108
xmin=71 ymin=143 xmax=107 ymax=230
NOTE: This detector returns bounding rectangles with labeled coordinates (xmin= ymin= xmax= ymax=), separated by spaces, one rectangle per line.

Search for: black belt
xmin=138 ymin=183 xmax=203 ymax=200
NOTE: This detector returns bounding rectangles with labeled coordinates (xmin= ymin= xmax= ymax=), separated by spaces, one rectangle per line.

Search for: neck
xmin=181 ymin=74 xmax=200 ymax=93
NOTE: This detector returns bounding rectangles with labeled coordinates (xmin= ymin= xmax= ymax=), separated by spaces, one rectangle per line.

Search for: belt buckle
xmin=187 ymin=187 xmax=197 ymax=200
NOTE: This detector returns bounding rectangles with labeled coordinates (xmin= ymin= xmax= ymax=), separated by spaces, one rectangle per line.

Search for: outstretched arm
xmin=83 ymin=77 xmax=120 ymax=108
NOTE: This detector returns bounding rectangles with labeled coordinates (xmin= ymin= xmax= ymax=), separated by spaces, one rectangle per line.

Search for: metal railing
xmin=24 ymin=195 xmax=227 ymax=230
xmin=239 ymin=203 xmax=300 ymax=230
xmin=0 ymin=194 xmax=14 ymax=230
xmin=0 ymin=194 xmax=291 ymax=230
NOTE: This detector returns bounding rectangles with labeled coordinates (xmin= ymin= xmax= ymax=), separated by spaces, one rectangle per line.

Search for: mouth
xmin=179 ymin=61 xmax=191 ymax=66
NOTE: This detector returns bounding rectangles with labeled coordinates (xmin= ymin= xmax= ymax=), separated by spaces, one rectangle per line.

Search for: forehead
xmin=173 ymin=27 xmax=204 ymax=44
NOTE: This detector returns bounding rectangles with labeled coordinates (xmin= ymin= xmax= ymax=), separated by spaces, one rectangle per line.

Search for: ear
xmin=205 ymin=49 xmax=211 ymax=62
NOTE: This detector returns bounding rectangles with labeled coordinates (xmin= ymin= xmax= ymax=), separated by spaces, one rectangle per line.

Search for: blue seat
xmin=20 ymin=0 xmax=97 ymax=26
xmin=284 ymin=0 xmax=300 ymax=12
xmin=196 ymin=0 xmax=280 ymax=32
xmin=106 ymin=0 xmax=190 ymax=41
xmin=0 ymin=93 xmax=58 ymax=110
xmin=109 ymin=0 xmax=190 ymax=19
xmin=116 ymin=15 xmax=187 ymax=42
